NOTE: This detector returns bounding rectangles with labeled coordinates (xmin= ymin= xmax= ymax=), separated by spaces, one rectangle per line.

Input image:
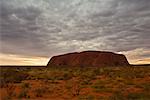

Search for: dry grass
xmin=0 ymin=66 xmax=150 ymax=99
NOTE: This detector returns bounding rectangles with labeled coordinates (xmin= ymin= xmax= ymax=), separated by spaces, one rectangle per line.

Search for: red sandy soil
xmin=1 ymin=75 xmax=149 ymax=100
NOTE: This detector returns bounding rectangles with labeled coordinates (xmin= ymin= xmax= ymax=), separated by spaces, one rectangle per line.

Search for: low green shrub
xmin=21 ymin=82 xmax=30 ymax=89
xmin=18 ymin=89 xmax=29 ymax=98
xmin=110 ymin=91 xmax=126 ymax=100
xmin=78 ymin=95 xmax=95 ymax=100
xmin=127 ymin=93 xmax=150 ymax=100
xmin=0 ymin=68 xmax=28 ymax=87
xmin=34 ymin=87 xmax=46 ymax=97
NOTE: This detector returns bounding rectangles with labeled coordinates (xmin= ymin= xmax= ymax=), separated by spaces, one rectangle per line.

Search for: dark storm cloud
xmin=0 ymin=0 xmax=150 ymax=59
xmin=0 ymin=1 xmax=49 ymax=56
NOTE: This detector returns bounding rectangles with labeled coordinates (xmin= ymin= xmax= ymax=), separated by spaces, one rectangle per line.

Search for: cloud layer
xmin=0 ymin=0 xmax=150 ymax=64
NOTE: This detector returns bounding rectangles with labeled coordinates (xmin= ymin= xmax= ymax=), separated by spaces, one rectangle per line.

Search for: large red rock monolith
xmin=47 ymin=51 xmax=130 ymax=67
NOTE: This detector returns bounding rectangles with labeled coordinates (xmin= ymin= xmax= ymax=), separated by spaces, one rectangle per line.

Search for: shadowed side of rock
xmin=47 ymin=51 xmax=130 ymax=67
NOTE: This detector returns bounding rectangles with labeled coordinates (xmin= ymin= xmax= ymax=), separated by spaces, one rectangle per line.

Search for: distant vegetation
xmin=0 ymin=66 xmax=150 ymax=99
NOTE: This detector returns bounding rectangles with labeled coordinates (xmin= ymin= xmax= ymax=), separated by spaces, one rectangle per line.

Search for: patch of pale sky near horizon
xmin=120 ymin=48 xmax=150 ymax=64
xmin=0 ymin=48 xmax=150 ymax=65
xmin=0 ymin=53 xmax=49 ymax=65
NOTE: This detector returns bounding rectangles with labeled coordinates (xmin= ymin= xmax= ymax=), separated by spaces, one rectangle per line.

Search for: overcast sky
xmin=0 ymin=0 xmax=150 ymax=65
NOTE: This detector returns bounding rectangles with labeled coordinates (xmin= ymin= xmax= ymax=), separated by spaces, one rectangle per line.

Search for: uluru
xmin=47 ymin=51 xmax=130 ymax=67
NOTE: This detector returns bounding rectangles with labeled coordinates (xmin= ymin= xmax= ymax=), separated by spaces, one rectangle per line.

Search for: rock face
xmin=47 ymin=51 xmax=130 ymax=67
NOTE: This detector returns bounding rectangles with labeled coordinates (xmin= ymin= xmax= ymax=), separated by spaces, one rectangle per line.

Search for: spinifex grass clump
xmin=0 ymin=68 xmax=28 ymax=87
